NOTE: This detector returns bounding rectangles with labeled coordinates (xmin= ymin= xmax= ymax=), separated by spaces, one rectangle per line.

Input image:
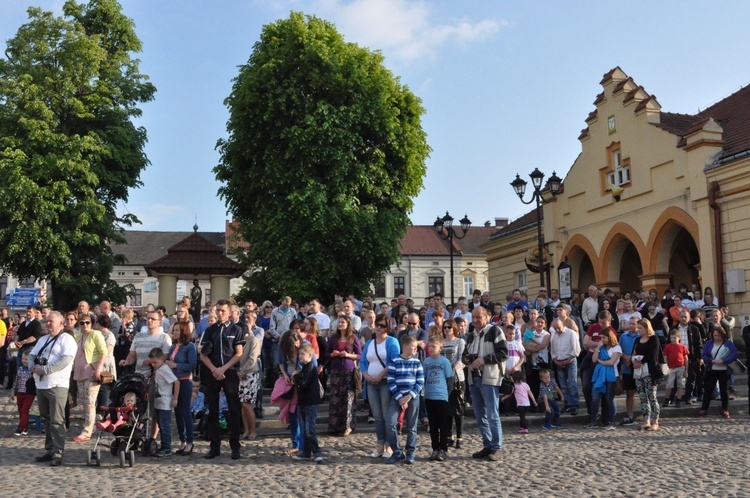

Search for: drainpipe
xmin=708 ymin=182 xmax=725 ymax=306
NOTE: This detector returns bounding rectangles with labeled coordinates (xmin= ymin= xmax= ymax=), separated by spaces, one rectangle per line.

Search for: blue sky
xmin=3 ymin=0 xmax=750 ymax=233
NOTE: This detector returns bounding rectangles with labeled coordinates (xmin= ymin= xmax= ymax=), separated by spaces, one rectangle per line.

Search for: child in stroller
xmin=96 ymin=392 xmax=137 ymax=433
xmin=87 ymin=373 xmax=148 ymax=467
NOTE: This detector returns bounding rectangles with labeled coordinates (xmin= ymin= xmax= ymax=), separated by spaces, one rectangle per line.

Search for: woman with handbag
xmin=632 ymin=319 xmax=663 ymax=431
xmin=442 ymin=319 xmax=466 ymax=449
xmin=326 ymin=315 xmax=362 ymax=437
xmin=361 ymin=313 xmax=400 ymax=458
xmin=699 ymin=326 xmax=737 ymax=418
xmin=72 ymin=314 xmax=107 ymax=441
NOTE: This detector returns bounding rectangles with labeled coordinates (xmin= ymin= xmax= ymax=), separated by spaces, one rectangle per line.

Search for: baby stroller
xmin=87 ymin=373 xmax=149 ymax=468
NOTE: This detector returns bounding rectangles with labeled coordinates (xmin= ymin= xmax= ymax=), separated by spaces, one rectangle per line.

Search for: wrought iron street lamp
xmin=510 ymin=169 xmax=562 ymax=287
xmin=433 ymin=211 xmax=471 ymax=306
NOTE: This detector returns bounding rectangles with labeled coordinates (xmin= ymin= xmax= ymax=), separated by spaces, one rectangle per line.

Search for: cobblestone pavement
xmin=1 ymin=391 xmax=748 ymax=497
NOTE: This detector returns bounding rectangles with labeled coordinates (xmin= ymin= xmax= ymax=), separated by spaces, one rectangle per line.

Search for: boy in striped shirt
xmin=385 ymin=335 xmax=425 ymax=464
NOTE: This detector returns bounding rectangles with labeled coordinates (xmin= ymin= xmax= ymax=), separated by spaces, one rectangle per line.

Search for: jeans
xmin=544 ymin=399 xmax=561 ymax=426
xmin=590 ymin=381 xmax=616 ymax=425
xmin=469 ymin=377 xmax=502 ymax=451
xmin=556 ymin=359 xmax=579 ymax=409
xmin=297 ymin=404 xmax=322 ymax=458
xmin=174 ymin=379 xmax=193 ymax=444
xmin=386 ymin=396 xmax=419 ymax=456
xmin=37 ymin=387 xmax=68 ymax=458
xmin=367 ymin=379 xmax=392 ymax=445
xmin=16 ymin=392 xmax=35 ymax=430
xmin=290 ymin=409 xmax=302 ymax=453
xmin=97 ymin=381 xmax=111 ymax=418
xmin=156 ymin=409 xmax=172 ymax=451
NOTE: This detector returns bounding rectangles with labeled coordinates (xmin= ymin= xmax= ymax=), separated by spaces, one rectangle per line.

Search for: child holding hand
xmin=501 ymin=370 xmax=537 ymax=434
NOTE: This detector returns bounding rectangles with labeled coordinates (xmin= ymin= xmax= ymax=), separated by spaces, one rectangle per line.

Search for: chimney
xmin=494 ymin=217 xmax=509 ymax=228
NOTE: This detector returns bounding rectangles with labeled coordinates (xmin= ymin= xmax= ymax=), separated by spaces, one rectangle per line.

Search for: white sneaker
xmin=381 ymin=451 xmax=392 ymax=459
xmin=314 ymin=456 xmax=324 ymax=463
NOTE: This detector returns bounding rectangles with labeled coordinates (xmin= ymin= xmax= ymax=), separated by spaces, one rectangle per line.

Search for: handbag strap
xmin=372 ymin=339 xmax=386 ymax=369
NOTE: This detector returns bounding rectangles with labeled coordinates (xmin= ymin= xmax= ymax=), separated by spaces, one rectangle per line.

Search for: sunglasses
xmin=79 ymin=320 xmax=91 ymax=325
xmin=443 ymin=325 xmax=452 ymax=329
xmin=376 ymin=323 xmax=388 ymax=329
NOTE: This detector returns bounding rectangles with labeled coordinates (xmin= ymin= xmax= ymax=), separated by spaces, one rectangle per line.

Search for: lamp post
xmin=434 ymin=211 xmax=471 ymax=306
xmin=510 ymin=168 xmax=562 ymax=287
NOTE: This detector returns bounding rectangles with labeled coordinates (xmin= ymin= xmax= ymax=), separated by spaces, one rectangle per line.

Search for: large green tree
xmin=215 ymin=12 xmax=430 ymax=302
xmin=0 ymin=0 xmax=155 ymax=310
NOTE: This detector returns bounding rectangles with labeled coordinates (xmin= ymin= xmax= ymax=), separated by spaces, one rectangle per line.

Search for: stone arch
xmin=646 ymin=207 xmax=701 ymax=288
xmin=561 ymin=234 xmax=601 ymax=293
xmin=646 ymin=207 xmax=701 ymax=274
xmin=599 ymin=223 xmax=647 ymax=291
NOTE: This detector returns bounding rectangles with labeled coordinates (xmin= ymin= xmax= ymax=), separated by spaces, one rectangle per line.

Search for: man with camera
xmin=464 ymin=306 xmax=508 ymax=462
xmin=28 ymin=312 xmax=77 ymax=466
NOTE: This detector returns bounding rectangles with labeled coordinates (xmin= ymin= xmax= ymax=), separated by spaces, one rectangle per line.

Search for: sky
xmin=2 ymin=0 xmax=750 ymax=233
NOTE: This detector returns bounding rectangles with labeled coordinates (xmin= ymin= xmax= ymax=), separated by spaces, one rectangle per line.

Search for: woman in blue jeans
xmin=166 ymin=322 xmax=197 ymax=455
xmin=586 ymin=327 xmax=621 ymax=429
xmin=360 ymin=314 xmax=401 ymax=458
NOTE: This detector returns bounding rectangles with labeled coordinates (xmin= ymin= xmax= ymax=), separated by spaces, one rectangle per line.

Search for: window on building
xmin=0 ymin=276 xmax=7 ymax=299
xmin=129 ymin=289 xmax=142 ymax=307
xmin=393 ymin=276 xmax=405 ymax=297
xmin=515 ymin=271 xmax=527 ymax=291
xmin=133 ymin=271 xmax=141 ymax=276
xmin=375 ymin=278 xmax=386 ymax=298
xmin=19 ymin=277 xmax=35 ymax=289
xmin=428 ymin=276 xmax=444 ymax=296
xmin=607 ymin=148 xmax=630 ymax=187
xmin=117 ymin=271 xmax=125 ymax=276
xmin=205 ymin=289 xmax=211 ymax=303
xmin=463 ymin=276 xmax=474 ymax=297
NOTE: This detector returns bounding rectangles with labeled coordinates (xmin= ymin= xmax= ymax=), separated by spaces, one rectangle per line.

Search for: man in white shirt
xmin=549 ymin=318 xmax=581 ymax=415
xmin=332 ymin=300 xmax=362 ymax=332
xmin=29 ymin=312 xmax=77 ymax=465
xmin=308 ymin=299 xmax=331 ymax=336
xmin=581 ymin=285 xmax=600 ymax=326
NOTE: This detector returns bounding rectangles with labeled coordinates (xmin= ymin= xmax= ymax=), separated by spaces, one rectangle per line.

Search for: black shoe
xmin=203 ymin=451 xmax=220 ymax=460
xmin=35 ymin=454 xmax=54 ymax=462
xmin=231 ymin=452 xmax=241 ymax=460
xmin=50 ymin=458 xmax=63 ymax=467
xmin=569 ymin=408 xmax=578 ymax=416
xmin=455 ymin=439 xmax=462 ymax=450
xmin=472 ymin=447 xmax=492 ymax=459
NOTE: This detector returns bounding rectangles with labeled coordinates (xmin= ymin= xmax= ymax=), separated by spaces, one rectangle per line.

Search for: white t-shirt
xmin=153 ymin=364 xmax=178 ymax=410
xmin=366 ymin=340 xmax=388 ymax=378
xmin=30 ymin=332 xmax=78 ymax=389
xmin=311 ymin=312 xmax=331 ymax=331
xmin=607 ymin=345 xmax=623 ymax=374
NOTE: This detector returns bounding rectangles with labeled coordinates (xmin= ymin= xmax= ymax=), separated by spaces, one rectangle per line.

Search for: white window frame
xmin=607 ymin=150 xmax=630 ymax=186
xmin=463 ymin=276 xmax=474 ymax=297
xmin=515 ymin=271 xmax=527 ymax=291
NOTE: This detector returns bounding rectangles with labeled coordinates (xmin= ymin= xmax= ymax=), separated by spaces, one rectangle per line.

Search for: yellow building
xmin=483 ymin=67 xmax=750 ymax=316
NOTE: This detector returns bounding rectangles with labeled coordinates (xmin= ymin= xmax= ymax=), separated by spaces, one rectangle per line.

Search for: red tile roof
xmin=399 ymin=225 xmax=497 ymax=256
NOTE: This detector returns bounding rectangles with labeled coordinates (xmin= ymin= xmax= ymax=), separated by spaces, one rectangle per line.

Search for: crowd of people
xmin=0 ymin=283 xmax=747 ymax=466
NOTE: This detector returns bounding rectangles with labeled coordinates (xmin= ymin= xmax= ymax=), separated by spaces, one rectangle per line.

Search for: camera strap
xmin=37 ymin=333 xmax=61 ymax=361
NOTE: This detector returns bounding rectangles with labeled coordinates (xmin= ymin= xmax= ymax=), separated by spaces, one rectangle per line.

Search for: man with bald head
xmin=100 ymin=301 xmax=122 ymax=336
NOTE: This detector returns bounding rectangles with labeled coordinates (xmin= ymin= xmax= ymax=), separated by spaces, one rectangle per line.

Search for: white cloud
xmin=273 ymin=0 xmax=503 ymax=63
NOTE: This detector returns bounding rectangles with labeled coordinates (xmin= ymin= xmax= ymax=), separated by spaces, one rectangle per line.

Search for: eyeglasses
xmin=79 ymin=321 xmax=91 ymax=325
xmin=443 ymin=325 xmax=452 ymax=329
xmin=376 ymin=323 xmax=388 ymax=329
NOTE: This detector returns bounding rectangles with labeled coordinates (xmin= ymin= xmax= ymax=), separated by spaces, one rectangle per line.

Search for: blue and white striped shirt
xmin=387 ymin=355 xmax=424 ymax=401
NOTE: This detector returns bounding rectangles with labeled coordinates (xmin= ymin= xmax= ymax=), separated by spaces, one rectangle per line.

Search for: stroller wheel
xmin=119 ymin=450 xmax=126 ymax=468
xmin=95 ymin=450 xmax=101 ymax=467
xmin=86 ymin=451 xmax=92 ymax=466
xmin=128 ymin=450 xmax=135 ymax=467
